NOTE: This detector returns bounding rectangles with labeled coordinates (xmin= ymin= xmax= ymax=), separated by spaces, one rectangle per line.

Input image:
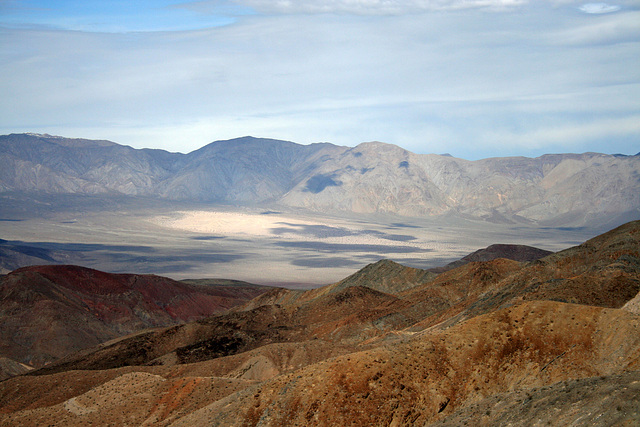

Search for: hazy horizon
xmin=6 ymin=131 xmax=639 ymax=160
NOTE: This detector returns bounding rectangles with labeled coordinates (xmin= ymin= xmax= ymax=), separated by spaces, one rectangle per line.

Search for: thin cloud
xmin=1 ymin=2 xmax=638 ymax=158
xmin=550 ymin=11 xmax=640 ymax=45
xmin=236 ymin=0 xmax=527 ymax=14
xmin=579 ymin=2 xmax=622 ymax=13
xmin=484 ymin=115 xmax=640 ymax=152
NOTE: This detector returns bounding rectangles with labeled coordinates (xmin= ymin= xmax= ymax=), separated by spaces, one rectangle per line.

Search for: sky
xmin=1 ymin=0 xmax=639 ymax=159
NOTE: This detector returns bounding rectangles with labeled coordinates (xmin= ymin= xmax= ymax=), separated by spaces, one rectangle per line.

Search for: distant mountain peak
xmin=24 ymin=132 xmax=59 ymax=138
xmin=12 ymin=132 xmax=117 ymax=147
xmin=354 ymin=140 xmax=409 ymax=154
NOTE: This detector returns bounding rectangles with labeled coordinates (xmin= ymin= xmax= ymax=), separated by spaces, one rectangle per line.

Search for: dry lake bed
xmin=0 ymin=194 xmax=601 ymax=287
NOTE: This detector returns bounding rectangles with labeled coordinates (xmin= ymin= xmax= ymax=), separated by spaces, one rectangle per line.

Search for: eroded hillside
xmin=0 ymin=221 xmax=638 ymax=425
xmin=0 ymin=265 xmax=271 ymax=369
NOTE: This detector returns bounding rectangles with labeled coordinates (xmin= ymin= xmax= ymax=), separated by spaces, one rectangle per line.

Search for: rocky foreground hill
xmin=2 ymin=133 xmax=639 ymax=225
xmin=0 ymin=265 xmax=271 ymax=373
xmin=0 ymin=221 xmax=638 ymax=425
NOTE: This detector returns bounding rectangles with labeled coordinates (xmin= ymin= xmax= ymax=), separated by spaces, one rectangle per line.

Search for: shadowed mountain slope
xmin=2 ymin=133 xmax=639 ymax=225
xmin=0 ymin=265 xmax=271 ymax=368
xmin=0 ymin=357 xmax=31 ymax=381
xmin=330 ymin=259 xmax=437 ymax=294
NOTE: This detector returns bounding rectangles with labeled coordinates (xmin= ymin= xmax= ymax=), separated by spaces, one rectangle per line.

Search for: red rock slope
xmin=0 ymin=265 xmax=270 ymax=368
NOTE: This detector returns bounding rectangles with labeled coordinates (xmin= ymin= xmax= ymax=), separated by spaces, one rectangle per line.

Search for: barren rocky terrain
xmin=0 ymin=220 xmax=638 ymax=426
xmin=0 ymin=265 xmax=271 ymax=371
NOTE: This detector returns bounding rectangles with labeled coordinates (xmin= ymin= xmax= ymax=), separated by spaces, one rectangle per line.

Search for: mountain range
xmin=0 ymin=220 xmax=638 ymax=425
xmin=2 ymin=133 xmax=639 ymax=225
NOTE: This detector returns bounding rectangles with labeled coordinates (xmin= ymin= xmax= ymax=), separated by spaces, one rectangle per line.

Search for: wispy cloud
xmin=483 ymin=114 xmax=640 ymax=153
xmin=0 ymin=1 xmax=638 ymax=158
xmin=551 ymin=10 xmax=640 ymax=44
xmin=237 ymin=0 xmax=528 ymax=14
xmin=579 ymin=2 xmax=622 ymax=13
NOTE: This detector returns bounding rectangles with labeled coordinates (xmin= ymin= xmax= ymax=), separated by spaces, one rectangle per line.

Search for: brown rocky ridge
xmin=0 ymin=220 xmax=639 ymax=425
xmin=428 ymin=243 xmax=553 ymax=273
xmin=0 ymin=265 xmax=272 ymax=371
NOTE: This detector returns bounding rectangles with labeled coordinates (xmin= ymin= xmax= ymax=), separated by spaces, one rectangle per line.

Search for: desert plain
xmin=0 ymin=192 xmax=606 ymax=286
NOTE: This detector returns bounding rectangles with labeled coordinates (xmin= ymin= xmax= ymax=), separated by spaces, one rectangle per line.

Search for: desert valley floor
xmin=0 ymin=193 xmax=609 ymax=287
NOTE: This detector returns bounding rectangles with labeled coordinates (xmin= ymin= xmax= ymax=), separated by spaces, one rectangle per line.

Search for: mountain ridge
xmin=429 ymin=243 xmax=554 ymax=273
xmin=2 ymin=133 xmax=639 ymax=225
